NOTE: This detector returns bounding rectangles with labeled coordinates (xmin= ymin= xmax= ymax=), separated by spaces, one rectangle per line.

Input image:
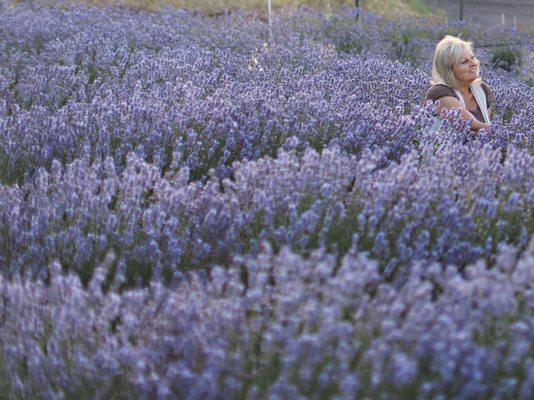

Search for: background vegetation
xmin=7 ymin=0 xmax=443 ymax=19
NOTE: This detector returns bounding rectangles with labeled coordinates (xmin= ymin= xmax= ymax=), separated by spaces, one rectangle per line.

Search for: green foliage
xmin=491 ymin=46 xmax=523 ymax=72
xmin=388 ymin=28 xmax=426 ymax=63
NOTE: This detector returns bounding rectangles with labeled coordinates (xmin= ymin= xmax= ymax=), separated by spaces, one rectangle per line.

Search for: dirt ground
xmin=425 ymin=0 xmax=534 ymax=30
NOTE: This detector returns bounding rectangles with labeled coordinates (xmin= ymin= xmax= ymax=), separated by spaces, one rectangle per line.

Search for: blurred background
xmin=426 ymin=0 xmax=534 ymax=31
xmin=8 ymin=1 xmax=534 ymax=30
xmin=66 ymin=0 xmax=534 ymax=33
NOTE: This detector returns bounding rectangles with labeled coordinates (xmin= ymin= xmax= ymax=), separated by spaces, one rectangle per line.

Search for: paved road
xmin=425 ymin=0 xmax=534 ymax=29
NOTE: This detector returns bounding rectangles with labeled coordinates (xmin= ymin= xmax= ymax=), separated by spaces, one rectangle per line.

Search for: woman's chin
xmin=456 ymin=76 xmax=478 ymax=86
xmin=465 ymin=76 xmax=479 ymax=85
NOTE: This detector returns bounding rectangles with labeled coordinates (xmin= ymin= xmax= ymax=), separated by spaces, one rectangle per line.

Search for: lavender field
xmin=0 ymin=1 xmax=533 ymax=399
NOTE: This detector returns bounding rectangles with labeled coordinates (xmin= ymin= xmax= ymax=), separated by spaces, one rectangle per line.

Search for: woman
xmin=425 ymin=35 xmax=493 ymax=132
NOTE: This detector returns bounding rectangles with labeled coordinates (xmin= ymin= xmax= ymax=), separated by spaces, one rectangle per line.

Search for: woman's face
xmin=453 ymin=47 xmax=480 ymax=86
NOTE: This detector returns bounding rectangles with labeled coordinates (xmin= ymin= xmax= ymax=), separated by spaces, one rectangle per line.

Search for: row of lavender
xmin=1 ymin=240 xmax=533 ymax=399
xmin=1 ymin=136 xmax=532 ymax=283
xmin=0 ymin=2 xmax=532 ymax=399
xmin=0 ymin=3 xmax=532 ymax=185
xmin=0 ymin=138 xmax=532 ymax=398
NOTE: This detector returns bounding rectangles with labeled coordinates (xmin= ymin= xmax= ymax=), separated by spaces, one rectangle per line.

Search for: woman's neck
xmin=456 ymin=81 xmax=473 ymax=97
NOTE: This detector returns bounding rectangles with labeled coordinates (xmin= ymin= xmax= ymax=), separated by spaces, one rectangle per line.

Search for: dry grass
xmin=11 ymin=0 xmax=446 ymax=21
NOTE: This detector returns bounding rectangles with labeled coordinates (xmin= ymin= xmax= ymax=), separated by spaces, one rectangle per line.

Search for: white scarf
xmin=433 ymin=80 xmax=491 ymax=124
xmin=453 ymin=83 xmax=491 ymax=125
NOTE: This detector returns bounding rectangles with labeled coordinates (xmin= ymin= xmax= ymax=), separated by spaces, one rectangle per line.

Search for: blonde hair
xmin=431 ymin=35 xmax=482 ymax=89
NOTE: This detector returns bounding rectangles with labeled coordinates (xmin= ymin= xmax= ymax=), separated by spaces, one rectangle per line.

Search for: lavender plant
xmin=0 ymin=139 xmax=531 ymax=286
xmin=0 ymin=241 xmax=532 ymax=399
xmin=0 ymin=2 xmax=532 ymax=398
xmin=0 ymin=3 xmax=532 ymax=185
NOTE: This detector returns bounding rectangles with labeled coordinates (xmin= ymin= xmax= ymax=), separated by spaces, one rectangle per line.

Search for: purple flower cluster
xmin=0 ymin=1 xmax=532 ymax=398
xmin=0 ymin=2 xmax=531 ymax=184
xmin=0 ymin=242 xmax=532 ymax=399
xmin=0 ymin=142 xmax=531 ymax=284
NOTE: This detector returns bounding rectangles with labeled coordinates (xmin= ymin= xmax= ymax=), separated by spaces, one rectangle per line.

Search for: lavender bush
xmin=0 ymin=242 xmax=532 ymax=399
xmin=0 ymin=1 xmax=532 ymax=398
xmin=0 ymin=3 xmax=532 ymax=184
xmin=0 ymin=141 xmax=531 ymax=285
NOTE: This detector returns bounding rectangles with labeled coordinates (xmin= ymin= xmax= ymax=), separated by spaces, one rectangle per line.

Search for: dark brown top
xmin=425 ymin=82 xmax=493 ymax=123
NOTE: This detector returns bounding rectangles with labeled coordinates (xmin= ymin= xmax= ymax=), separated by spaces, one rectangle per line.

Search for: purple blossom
xmin=0 ymin=2 xmax=532 ymax=399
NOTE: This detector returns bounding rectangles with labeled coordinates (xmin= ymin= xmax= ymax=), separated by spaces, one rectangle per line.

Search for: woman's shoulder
xmin=425 ymin=84 xmax=458 ymax=102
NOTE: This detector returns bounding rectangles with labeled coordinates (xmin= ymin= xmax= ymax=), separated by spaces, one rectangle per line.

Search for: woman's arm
xmin=435 ymin=96 xmax=490 ymax=131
